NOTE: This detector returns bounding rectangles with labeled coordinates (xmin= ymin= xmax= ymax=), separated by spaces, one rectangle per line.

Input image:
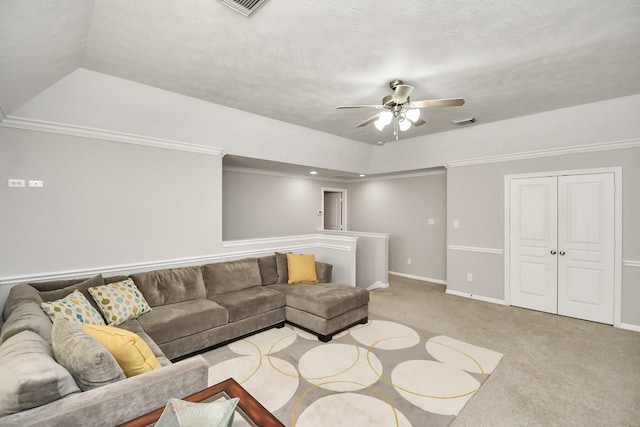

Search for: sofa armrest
xmin=315 ymin=262 xmax=333 ymax=283
xmin=0 ymin=355 xmax=209 ymax=427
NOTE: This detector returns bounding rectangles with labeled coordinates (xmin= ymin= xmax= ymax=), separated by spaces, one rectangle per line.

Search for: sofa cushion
xmin=271 ymin=283 xmax=369 ymax=319
xmin=83 ymin=324 xmax=162 ymax=377
xmin=39 ymin=274 xmax=105 ymax=314
xmin=88 ymin=279 xmax=152 ymax=326
xmin=118 ymin=320 xmax=171 ymax=367
xmin=257 ymin=255 xmax=278 ymax=285
xmin=202 ymin=258 xmax=262 ymax=296
xmin=138 ymin=299 xmax=228 ymax=345
xmin=0 ymin=301 xmax=53 ymax=345
xmin=286 ymin=253 xmax=318 ymax=284
xmin=51 ymin=319 xmax=126 ymax=390
xmin=0 ymin=331 xmax=80 ymax=416
xmin=2 ymin=283 xmax=43 ymax=321
xmin=40 ymin=290 xmax=106 ymax=325
xmin=212 ymin=287 xmax=286 ymax=322
xmin=275 ymin=252 xmax=289 ymax=284
xmin=130 ymin=266 xmax=206 ymax=307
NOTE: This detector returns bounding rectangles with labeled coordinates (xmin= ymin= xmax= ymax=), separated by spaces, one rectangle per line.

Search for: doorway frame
xmin=503 ymin=166 xmax=622 ymax=326
xmin=321 ymin=188 xmax=347 ymax=231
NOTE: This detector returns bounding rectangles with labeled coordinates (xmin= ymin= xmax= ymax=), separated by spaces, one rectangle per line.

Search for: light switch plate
xmin=8 ymin=179 xmax=25 ymax=187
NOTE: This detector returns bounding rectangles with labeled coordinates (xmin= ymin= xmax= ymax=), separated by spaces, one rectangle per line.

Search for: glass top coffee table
xmin=118 ymin=378 xmax=284 ymax=427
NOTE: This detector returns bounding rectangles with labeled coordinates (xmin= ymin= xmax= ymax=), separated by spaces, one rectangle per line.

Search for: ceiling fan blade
xmin=391 ymin=85 xmax=414 ymax=104
xmin=356 ymin=113 xmax=380 ymax=128
xmin=336 ymin=104 xmax=382 ymax=109
xmin=410 ymin=98 xmax=465 ymax=108
xmin=410 ymin=118 xmax=426 ymax=126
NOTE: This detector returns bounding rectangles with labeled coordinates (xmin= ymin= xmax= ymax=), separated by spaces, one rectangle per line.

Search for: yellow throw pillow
xmin=286 ymin=253 xmax=318 ymax=284
xmin=82 ymin=324 xmax=161 ymax=377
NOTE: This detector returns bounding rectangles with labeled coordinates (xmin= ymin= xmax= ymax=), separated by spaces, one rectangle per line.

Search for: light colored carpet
xmin=370 ymin=275 xmax=640 ymax=426
xmin=203 ymin=318 xmax=502 ymax=426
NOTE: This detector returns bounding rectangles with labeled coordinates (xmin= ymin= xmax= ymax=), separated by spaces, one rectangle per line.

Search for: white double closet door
xmin=509 ymin=173 xmax=615 ymax=324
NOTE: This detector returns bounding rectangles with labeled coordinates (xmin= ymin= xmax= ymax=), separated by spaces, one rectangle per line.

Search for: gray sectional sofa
xmin=0 ymin=253 xmax=369 ymax=426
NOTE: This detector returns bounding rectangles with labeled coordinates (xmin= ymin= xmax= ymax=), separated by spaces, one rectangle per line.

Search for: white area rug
xmin=203 ymin=318 xmax=503 ymax=427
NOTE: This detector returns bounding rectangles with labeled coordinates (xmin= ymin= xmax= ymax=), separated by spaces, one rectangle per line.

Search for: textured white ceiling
xmin=1 ymin=0 xmax=639 ymax=145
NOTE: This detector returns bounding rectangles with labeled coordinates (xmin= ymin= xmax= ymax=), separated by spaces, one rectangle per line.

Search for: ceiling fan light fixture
xmin=406 ymin=108 xmax=420 ymax=122
xmin=398 ymin=117 xmax=411 ymax=132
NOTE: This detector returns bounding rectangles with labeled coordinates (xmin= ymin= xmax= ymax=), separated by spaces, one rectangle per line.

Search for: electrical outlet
xmin=407 ymin=258 xmax=412 ymax=265
xmin=28 ymin=180 xmax=44 ymax=188
xmin=428 ymin=218 xmax=435 ymax=225
xmin=466 ymin=273 xmax=473 ymax=282
xmin=453 ymin=220 xmax=460 ymax=229
xmin=8 ymin=179 xmax=25 ymax=188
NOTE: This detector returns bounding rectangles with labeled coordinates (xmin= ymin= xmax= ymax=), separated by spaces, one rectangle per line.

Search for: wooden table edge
xmin=118 ymin=378 xmax=284 ymax=427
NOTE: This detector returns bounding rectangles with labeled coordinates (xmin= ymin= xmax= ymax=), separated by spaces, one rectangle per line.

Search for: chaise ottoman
xmin=270 ymin=283 xmax=369 ymax=342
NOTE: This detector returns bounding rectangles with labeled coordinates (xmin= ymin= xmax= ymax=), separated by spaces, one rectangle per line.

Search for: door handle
xmin=550 ymin=250 xmax=557 ymax=255
xmin=559 ymin=251 xmax=566 ymax=256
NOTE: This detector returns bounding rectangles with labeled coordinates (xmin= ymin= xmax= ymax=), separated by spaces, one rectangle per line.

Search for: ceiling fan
xmin=336 ymin=80 xmax=465 ymax=141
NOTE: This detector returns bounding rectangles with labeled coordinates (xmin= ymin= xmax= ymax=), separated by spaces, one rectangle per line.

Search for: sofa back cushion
xmin=0 ymin=301 xmax=53 ymax=345
xmin=0 ymin=331 xmax=80 ymax=416
xmin=3 ymin=284 xmax=43 ymax=321
xmin=38 ymin=274 xmax=105 ymax=314
xmin=51 ymin=320 xmax=126 ymax=391
xmin=202 ymin=258 xmax=262 ymax=296
xmin=257 ymin=255 xmax=278 ymax=285
xmin=130 ymin=267 xmax=206 ymax=307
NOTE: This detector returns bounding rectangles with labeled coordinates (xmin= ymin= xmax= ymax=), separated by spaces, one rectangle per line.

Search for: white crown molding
xmin=446 ymin=138 xmax=640 ymax=168
xmin=0 ymin=115 xmax=224 ymax=156
xmin=352 ymin=169 xmax=446 ymax=182
xmin=223 ymin=166 xmax=351 ymax=183
xmin=448 ymin=245 xmax=504 ymax=255
xmin=388 ymin=271 xmax=447 ymax=285
xmin=623 ymin=260 xmax=640 ymax=268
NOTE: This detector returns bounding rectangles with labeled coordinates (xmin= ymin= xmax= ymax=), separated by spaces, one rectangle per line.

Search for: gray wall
xmin=222 ymin=170 xmax=346 ymax=240
xmin=347 ymin=172 xmax=447 ymax=282
xmin=0 ymin=127 xmax=223 ymax=277
xmin=447 ymin=147 xmax=640 ymax=326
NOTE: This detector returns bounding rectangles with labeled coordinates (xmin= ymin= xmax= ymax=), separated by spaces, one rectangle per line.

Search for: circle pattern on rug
xmin=391 ymin=360 xmax=480 ymax=415
xmin=349 ymin=320 xmax=420 ymax=350
xmin=298 ymin=343 xmax=382 ymax=391
xmin=209 ymin=355 xmax=298 ymax=412
xmin=295 ymin=392 xmax=412 ymax=427
xmin=426 ymin=335 xmax=502 ymax=375
xmin=228 ymin=326 xmax=297 ymax=355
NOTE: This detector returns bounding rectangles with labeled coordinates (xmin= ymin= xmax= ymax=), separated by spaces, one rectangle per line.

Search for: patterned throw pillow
xmin=88 ymin=279 xmax=152 ymax=326
xmin=40 ymin=290 xmax=106 ymax=325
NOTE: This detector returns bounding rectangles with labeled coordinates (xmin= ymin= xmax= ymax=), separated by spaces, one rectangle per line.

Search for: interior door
xmin=509 ymin=177 xmax=558 ymax=314
xmin=509 ymin=173 xmax=615 ymax=324
xmin=323 ymin=192 xmax=343 ymax=230
xmin=557 ymin=174 xmax=615 ymax=324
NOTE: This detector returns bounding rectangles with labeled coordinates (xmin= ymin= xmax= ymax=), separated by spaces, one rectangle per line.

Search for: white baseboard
xmin=445 ymin=289 xmax=507 ymax=306
xmin=388 ymin=271 xmax=447 ymax=285
xmin=618 ymin=322 xmax=640 ymax=333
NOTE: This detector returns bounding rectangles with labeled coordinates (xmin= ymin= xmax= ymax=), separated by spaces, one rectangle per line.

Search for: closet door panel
xmin=509 ymin=177 xmax=558 ymax=314
xmin=557 ymin=174 xmax=615 ymax=324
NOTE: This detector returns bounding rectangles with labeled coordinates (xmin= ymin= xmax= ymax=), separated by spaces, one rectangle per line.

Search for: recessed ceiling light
xmin=376 ymin=141 xmax=384 ymax=145
xmin=359 ymin=174 xmax=366 ymax=177
xmin=309 ymin=171 xmax=318 ymax=175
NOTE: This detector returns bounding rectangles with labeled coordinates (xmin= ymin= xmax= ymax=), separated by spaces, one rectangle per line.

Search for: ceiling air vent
xmin=219 ymin=0 xmax=270 ymax=17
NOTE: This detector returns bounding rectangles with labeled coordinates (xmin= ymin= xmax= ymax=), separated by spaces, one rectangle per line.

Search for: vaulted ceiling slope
xmin=1 ymin=0 xmax=640 ymax=145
